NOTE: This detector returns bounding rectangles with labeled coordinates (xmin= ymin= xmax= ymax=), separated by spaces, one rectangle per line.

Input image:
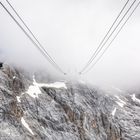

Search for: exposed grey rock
xmin=0 ymin=65 xmax=140 ymax=140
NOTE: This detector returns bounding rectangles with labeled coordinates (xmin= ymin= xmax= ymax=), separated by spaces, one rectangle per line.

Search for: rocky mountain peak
xmin=0 ymin=65 xmax=140 ymax=140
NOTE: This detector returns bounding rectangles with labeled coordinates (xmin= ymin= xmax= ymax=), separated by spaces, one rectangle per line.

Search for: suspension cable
xmin=82 ymin=1 xmax=140 ymax=74
xmin=1 ymin=2 xmax=66 ymax=75
xmin=79 ymin=0 xmax=136 ymax=74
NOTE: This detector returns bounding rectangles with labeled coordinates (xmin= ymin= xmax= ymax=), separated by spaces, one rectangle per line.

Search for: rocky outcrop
xmin=0 ymin=65 xmax=140 ymax=140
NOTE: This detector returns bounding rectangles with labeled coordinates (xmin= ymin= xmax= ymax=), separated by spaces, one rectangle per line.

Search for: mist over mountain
xmin=0 ymin=0 xmax=140 ymax=90
xmin=1 ymin=0 xmax=140 ymax=139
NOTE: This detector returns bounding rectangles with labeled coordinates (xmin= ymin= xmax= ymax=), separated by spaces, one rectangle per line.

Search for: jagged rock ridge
xmin=0 ymin=65 xmax=140 ymax=140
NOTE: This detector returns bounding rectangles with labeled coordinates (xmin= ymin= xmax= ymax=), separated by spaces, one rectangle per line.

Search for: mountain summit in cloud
xmin=0 ymin=64 xmax=140 ymax=139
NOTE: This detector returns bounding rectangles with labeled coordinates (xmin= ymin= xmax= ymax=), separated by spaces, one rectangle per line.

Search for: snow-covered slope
xmin=0 ymin=65 xmax=140 ymax=140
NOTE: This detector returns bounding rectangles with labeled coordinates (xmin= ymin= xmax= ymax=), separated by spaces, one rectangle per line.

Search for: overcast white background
xmin=0 ymin=0 xmax=140 ymax=89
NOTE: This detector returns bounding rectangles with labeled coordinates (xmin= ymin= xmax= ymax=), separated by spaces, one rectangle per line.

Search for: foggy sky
xmin=0 ymin=0 xmax=140 ymax=89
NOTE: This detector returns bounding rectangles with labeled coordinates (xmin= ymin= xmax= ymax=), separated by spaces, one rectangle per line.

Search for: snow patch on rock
xmin=36 ymin=82 xmax=67 ymax=89
xmin=132 ymin=94 xmax=140 ymax=104
xmin=26 ymin=85 xmax=42 ymax=98
xmin=115 ymin=96 xmax=126 ymax=108
xmin=111 ymin=108 xmax=117 ymax=116
xmin=13 ymin=76 xmax=16 ymax=79
xmin=21 ymin=117 xmax=34 ymax=135
xmin=116 ymin=101 xmax=124 ymax=108
xmin=33 ymin=75 xmax=67 ymax=89
xmin=25 ymin=75 xmax=67 ymax=99
xmin=16 ymin=96 xmax=21 ymax=103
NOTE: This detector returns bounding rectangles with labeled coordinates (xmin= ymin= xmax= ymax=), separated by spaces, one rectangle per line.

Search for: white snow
xmin=36 ymin=82 xmax=67 ymax=89
xmin=115 ymin=96 xmax=126 ymax=104
xmin=33 ymin=75 xmax=36 ymax=84
xmin=115 ymin=96 xmax=126 ymax=108
xmin=26 ymin=85 xmax=42 ymax=98
xmin=33 ymin=75 xmax=67 ymax=89
xmin=111 ymin=108 xmax=117 ymax=116
xmin=116 ymin=101 xmax=124 ymax=107
xmin=26 ymin=75 xmax=67 ymax=99
xmin=21 ymin=117 xmax=34 ymax=135
xmin=132 ymin=94 xmax=140 ymax=104
xmin=13 ymin=76 xmax=16 ymax=79
xmin=16 ymin=96 xmax=21 ymax=103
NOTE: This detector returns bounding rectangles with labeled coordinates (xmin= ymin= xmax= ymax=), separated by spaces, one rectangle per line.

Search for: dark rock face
xmin=0 ymin=62 xmax=3 ymax=69
xmin=0 ymin=65 xmax=140 ymax=140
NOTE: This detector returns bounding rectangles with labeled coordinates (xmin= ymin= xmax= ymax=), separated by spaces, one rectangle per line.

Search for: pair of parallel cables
xmin=0 ymin=0 xmax=66 ymax=75
xmin=79 ymin=0 xmax=140 ymax=74
xmin=1 ymin=0 xmax=139 ymax=75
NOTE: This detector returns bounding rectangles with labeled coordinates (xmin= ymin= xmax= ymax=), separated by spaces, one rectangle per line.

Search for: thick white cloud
xmin=0 ymin=0 xmax=140 ymax=89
